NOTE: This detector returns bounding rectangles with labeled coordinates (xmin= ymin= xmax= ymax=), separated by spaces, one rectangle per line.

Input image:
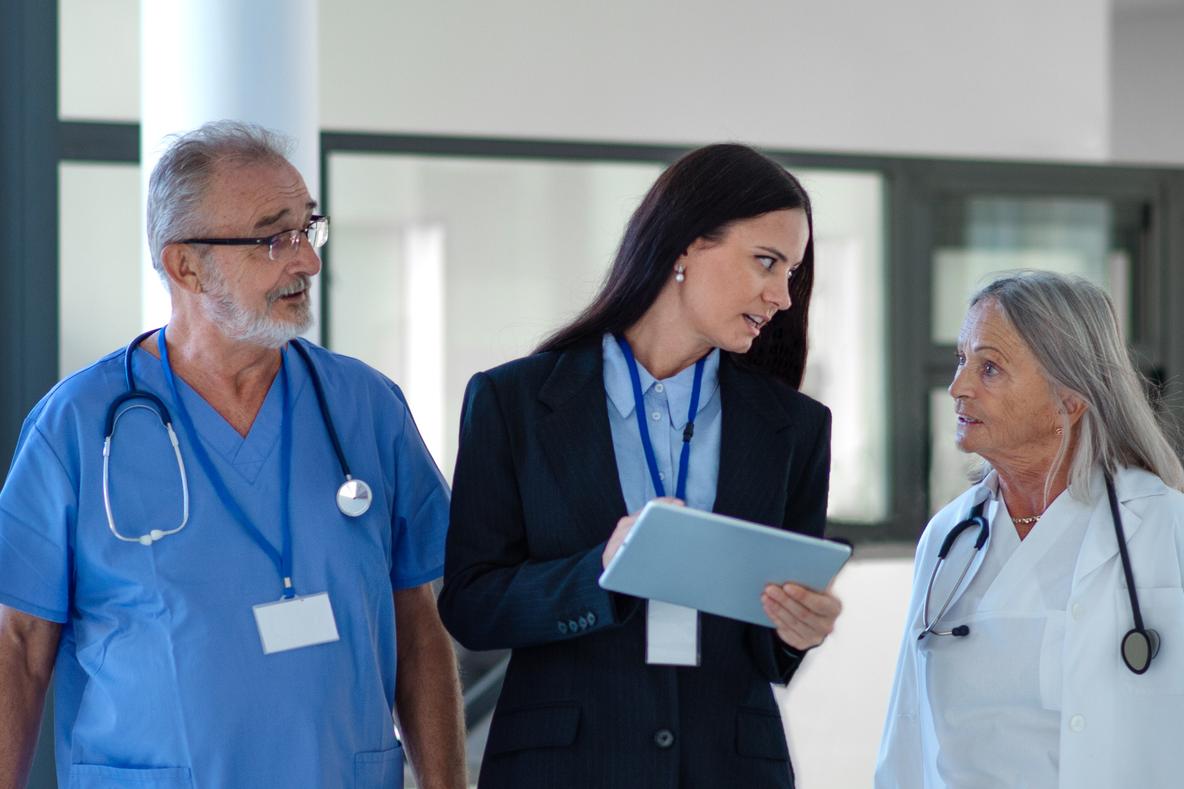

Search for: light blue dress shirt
xmin=601 ymin=333 xmax=722 ymax=514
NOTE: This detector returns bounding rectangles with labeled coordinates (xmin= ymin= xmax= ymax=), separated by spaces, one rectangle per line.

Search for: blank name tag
xmin=646 ymin=600 xmax=700 ymax=666
xmin=253 ymin=592 xmax=341 ymax=655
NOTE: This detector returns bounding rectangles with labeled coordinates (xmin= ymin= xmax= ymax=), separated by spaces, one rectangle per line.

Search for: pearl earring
xmin=674 ymin=265 xmax=686 ymax=283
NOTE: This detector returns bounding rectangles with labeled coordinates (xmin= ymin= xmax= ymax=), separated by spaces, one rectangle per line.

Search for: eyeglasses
xmin=179 ymin=215 xmax=329 ymax=261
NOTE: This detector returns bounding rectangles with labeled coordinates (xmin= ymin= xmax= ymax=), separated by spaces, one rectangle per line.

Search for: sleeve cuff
xmin=0 ymin=590 xmax=68 ymax=624
xmin=391 ymin=564 xmax=444 ymax=591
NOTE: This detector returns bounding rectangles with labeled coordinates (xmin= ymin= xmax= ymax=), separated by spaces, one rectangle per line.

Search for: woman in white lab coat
xmin=876 ymin=270 xmax=1184 ymax=789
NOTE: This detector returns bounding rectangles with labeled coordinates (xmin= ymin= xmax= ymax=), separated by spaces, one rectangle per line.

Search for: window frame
xmin=43 ymin=121 xmax=1184 ymax=548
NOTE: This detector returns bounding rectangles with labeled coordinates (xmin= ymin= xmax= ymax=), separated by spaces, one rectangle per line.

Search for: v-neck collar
xmin=977 ymin=488 xmax=1090 ymax=612
xmin=136 ymin=342 xmax=306 ymax=484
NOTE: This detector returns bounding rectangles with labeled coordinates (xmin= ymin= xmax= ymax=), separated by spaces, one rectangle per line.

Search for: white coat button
xmin=651 ymin=411 xmax=662 ymax=422
xmin=1071 ymin=603 xmax=1083 ymax=620
xmin=1069 ymin=714 xmax=1085 ymax=732
xmin=654 ymin=383 xmax=664 ymax=393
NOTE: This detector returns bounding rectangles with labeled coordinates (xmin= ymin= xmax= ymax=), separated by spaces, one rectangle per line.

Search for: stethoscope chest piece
xmin=337 ymin=478 xmax=373 ymax=517
xmin=1122 ymin=627 xmax=1161 ymax=674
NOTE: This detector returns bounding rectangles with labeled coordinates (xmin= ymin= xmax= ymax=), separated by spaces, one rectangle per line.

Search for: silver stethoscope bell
xmin=336 ymin=477 xmax=373 ymax=517
xmin=1122 ymin=627 xmax=1161 ymax=675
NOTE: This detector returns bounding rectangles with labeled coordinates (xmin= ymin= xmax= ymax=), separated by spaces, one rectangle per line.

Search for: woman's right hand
xmin=602 ymin=498 xmax=684 ymax=569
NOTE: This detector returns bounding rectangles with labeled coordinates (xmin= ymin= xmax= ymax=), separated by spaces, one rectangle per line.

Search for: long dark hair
xmin=535 ymin=143 xmax=815 ymax=388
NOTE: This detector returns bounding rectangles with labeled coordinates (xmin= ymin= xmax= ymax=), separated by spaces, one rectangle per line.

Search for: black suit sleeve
xmin=748 ymin=404 xmax=833 ymax=684
xmin=437 ymin=372 xmax=637 ymax=652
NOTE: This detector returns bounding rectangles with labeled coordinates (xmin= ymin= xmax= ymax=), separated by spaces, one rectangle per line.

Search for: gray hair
xmin=970 ymin=270 xmax=1184 ymax=498
xmin=146 ymin=120 xmax=292 ymax=284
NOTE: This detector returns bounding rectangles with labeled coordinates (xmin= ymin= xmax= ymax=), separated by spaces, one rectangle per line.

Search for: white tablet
xmin=598 ymin=501 xmax=852 ymax=627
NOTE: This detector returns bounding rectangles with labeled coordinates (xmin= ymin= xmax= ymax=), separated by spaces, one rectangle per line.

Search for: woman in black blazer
xmin=438 ymin=144 xmax=841 ymax=789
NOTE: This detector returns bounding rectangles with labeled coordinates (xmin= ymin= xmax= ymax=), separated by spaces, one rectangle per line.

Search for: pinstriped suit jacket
xmin=438 ymin=338 xmax=831 ymax=789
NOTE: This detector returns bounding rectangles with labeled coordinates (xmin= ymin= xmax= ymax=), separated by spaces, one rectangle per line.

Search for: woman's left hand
xmin=761 ymin=583 xmax=842 ymax=651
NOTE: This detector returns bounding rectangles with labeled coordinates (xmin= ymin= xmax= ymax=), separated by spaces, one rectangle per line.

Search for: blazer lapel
xmin=537 ymin=341 xmax=630 ymax=548
xmin=712 ymin=356 xmax=796 ymax=526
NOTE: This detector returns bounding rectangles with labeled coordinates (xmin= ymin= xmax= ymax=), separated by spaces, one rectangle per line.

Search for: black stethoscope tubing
xmin=289 ymin=338 xmax=353 ymax=481
xmin=110 ymin=328 xmax=371 ymax=524
xmin=920 ymin=472 xmax=1160 ymax=675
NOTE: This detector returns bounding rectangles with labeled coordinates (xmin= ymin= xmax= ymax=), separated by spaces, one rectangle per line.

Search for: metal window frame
xmin=45 ymin=123 xmax=1184 ymax=546
xmin=318 ymin=134 xmax=1184 ymax=545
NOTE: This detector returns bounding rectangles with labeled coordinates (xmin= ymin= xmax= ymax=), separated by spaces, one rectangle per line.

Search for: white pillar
xmin=140 ymin=0 xmax=321 ymax=341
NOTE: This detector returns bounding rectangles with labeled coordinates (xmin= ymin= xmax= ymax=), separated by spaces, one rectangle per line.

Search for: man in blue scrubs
xmin=0 ymin=121 xmax=466 ymax=788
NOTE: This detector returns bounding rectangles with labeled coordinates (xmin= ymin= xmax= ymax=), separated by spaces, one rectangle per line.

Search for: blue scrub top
xmin=0 ymin=340 xmax=449 ymax=788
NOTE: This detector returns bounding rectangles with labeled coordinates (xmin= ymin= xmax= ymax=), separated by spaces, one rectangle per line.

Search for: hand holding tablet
xmin=599 ymin=501 xmax=851 ymax=629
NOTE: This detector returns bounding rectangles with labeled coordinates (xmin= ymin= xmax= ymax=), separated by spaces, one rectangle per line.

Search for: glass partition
xmin=325 ymin=154 xmax=888 ymax=522
xmin=59 ymin=161 xmax=142 ymax=376
xmin=926 ymin=193 xmax=1149 ymax=515
xmin=931 ymin=195 xmax=1138 ymax=344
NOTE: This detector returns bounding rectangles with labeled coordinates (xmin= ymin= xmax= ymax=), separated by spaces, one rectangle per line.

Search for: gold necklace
xmin=1013 ymin=514 xmax=1041 ymax=526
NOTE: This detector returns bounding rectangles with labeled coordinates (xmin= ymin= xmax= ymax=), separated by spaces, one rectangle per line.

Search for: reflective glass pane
xmin=326 ymin=153 xmax=662 ymax=475
xmin=797 ymin=169 xmax=887 ymax=522
xmin=931 ymin=196 xmax=1139 ymax=344
xmin=59 ymin=162 xmax=142 ymax=376
xmin=326 ymin=155 xmax=888 ymax=523
xmin=928 ymin=386 xmax=982 ymax=515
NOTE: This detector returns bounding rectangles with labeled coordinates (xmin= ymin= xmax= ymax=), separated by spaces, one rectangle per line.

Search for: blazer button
xmin=653 ymin=729 xmax=675 ymax=749
xmin=578 ymin=616 xmax=588 ymax=629
xmin=558 ymin=621 xmax=568 ymax=634
xmin=568 ymin=619 xmax=579 ymax=632
xmin=587 ymin=612 xmax=596 ymax=625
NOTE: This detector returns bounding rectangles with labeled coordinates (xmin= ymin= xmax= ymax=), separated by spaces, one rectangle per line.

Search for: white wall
xmin=781 ymin=555 xmax=914 ymax=788
xmin=59 ymin=0 xmax=139 ymax=120
xmin=64 ymin=0 xmax=1118 ymax=163
xmin=319 ymin=0 xmax=1111 ymax=162
xmin=1111 ymin=2 xmax=1184 ymax=165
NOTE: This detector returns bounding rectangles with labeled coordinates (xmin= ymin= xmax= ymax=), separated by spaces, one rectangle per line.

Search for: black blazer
xmin=437 ymin=339 xmax=831 ymax=789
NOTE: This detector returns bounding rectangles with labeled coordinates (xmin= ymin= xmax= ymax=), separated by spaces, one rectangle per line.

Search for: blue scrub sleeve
xmin=0 ymin=422 xmax=75 ymax=622
xmin=388 ymin=388 xmax=449 ymax=590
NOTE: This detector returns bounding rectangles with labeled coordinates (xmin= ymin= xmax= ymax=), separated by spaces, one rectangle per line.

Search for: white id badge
xmin=646 ymin=600 xmax=700 ymax=666
xmin=253 ymin=592 xmax=341 ymax=655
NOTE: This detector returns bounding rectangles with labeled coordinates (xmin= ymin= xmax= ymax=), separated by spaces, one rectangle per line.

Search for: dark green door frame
xmin=2 ymin=4 xmax=60 ymax=787
xmin=1 ymin=0 xmax=59 ymax=487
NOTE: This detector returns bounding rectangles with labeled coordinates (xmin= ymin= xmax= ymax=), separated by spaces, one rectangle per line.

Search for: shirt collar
xmin=601 ymin=333 xmax=721 ymax=425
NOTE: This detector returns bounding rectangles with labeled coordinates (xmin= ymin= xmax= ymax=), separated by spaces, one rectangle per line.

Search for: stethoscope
xmin=919 ymin=472 xmax=1161 ymax=675
xmin=101 ymin=328 xmax=374 ymax=546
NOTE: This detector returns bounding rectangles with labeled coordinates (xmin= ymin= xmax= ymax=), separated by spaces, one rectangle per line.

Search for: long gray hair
xmin=146 ymin=120 xmax=291 ymax=285
xmin=970 ymin=270 xmax=1184 ymax=499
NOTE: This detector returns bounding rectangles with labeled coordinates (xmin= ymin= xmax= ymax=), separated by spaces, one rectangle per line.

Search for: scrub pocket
xmin=354 ymin=743 xmax=405 ymax=789
xmin=69 ymin=764 xmax=193 ymax=788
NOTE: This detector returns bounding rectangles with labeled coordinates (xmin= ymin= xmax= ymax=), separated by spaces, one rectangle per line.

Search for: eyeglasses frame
xmin=178 ymin=214 xmax=329 ymax=261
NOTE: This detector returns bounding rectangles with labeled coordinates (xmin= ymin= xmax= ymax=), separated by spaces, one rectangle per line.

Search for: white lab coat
xmin=876 ymin=466 xmax=1184 ymax=789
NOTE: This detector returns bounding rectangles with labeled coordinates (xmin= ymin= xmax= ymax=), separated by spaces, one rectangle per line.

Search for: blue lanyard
xmin=614 ymin=335 xmax=706 ymax=501
xmin=158 ymin=326 xmax=297 ymax=599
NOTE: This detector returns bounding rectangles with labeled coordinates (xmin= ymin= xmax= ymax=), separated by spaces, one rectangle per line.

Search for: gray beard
xmin=200 ymin=269 xmax=312 ymax=349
